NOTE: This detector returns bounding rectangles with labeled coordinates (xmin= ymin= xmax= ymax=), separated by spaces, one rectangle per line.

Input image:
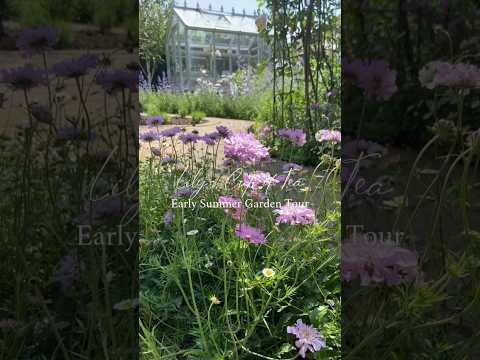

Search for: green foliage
xmin=191 ymin=111 xmax=206 ymax=125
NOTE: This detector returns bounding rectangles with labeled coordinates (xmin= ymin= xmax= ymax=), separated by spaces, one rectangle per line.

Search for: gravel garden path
xmin=139 ymin=117 xmax=254 ymax=161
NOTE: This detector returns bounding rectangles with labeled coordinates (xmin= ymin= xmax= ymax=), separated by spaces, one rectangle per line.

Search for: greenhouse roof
xmin=173 ymin=6 xmax=260 ymax=34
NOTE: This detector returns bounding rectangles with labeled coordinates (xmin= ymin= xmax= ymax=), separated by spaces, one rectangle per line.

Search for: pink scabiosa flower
xmin=342 ymin=236 xmax=418 ymax=286
xmin=218 ymin=196 xmax=245 ymax=221
xmin=224 ymin=132 xmax=270 ymax=164
xmin=16 ymin=26 xmax=58 ymax=57
xmin=287 ymin=319 xmax=326 ymax=358
xmin=316 ymin=129 xmax=341 ymax=143
xmin=420 ymin=61 xmax=480 ymax=89
xmin=235 ymin=223 xmax=266 ymax=244
xmin=243 ymin=171 xmax=279 ymax=191
xmin=278 ymin=128 xmax=307 ymax=146
xmin=357 ymin=59 xmax=397 ymax=101
xmin=275 ymin=203 xmax=315 ymax=225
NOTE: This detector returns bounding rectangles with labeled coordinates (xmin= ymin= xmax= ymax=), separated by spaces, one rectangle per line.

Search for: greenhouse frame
xmin=166 ymin=3 xmax=269 ymax=90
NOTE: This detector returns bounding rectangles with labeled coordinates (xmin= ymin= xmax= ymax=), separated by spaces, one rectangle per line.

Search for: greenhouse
xmin=166 ymin=3 xmax=269 ymax=90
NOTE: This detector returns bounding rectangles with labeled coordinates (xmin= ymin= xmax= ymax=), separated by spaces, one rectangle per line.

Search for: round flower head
xmin=275 ymin=203 xmax=315 ymax=225
xmin=262 ymin=268 xmax=275 ymax=278
xmin=357 ymin=59 xmax=397 ymax=100
xmin=218 ymin=196 xmax=245 ymax=221
xmin=56 ymin=127 xmax=96 ymax=142
xmin=161 ymin=127 xmax=182 ymax=137
xmin=243 ymin=171 xmax=279 ymax=192
xmin=224 ymin=132 xmax=270 ymax=163
xmin=316 ymin=129 xmax=341 ymax=143
xmin=16 ymin=26 xmax=58 ymax=57
xmin=1 ymin=64 xmax=46 ymax=90
xmin=144 ymin=115 xmax=164 ymax=127
xmin=235 ymin=223 xmax=266 ymax=245
xmin=278 ymin=128 xmax=307 ymax=146
xmin=216 ymin=125 xmax=232 ymax=138
xmin=179 ymin=132 xmax=200 ymax=144
xmin=342 ymin=235 xmax=418 ymax=286
xmin=53 ymin=54 xmax=97 ymax=78
xmin=96 ymin=69 xmax=138 ymax=93
xmin=139 ymin=130 xmax=159 ymax=143
xmin=287 ymin=319 xmax=326 ymax=358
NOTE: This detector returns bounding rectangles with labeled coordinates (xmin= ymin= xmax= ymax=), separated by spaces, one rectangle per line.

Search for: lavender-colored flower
xmin=419 ymin=61 xmax=480 ymax=89
xmin=216 ymin=125 xmax=232 ymax=138
xmin=0 ymin=64 xmax=46 ymax=90
xmin=16 ymin=26 xmax=58 ymax=57
xmin=282 ymin=163 xmax=303 ymax=173
xmin=55 ymin=252 xmax=80 ymax=291
xmin=310 ymin=102 xmax=321 ymax=110
xmin=274 ymin=174 xmax=288 ymax=183
xmin=235 ymin=223 xmax=266 ymax=245
xmin=163 ymin=209 xmax=173 ymax=226
xmin=342 ymin=236 xmax=418 ymax=286
xmin=218 ymin=196 xmax=246 ymax=221
xmin=200 ymin=135 xmax=216 ymax=145
xmin=161 ymin=156 xmax=177 ymax=165
xmin=358 ymin=60 xmax=398 ymax=100
xmin=275 ymin=203 xmax=315 ymax=225
xmin=56 ymin=127 xmax=96 ymax=142
xmin=224 ymin=132 xmax=270 ymax=163
xmin=139 ymin=130 xmax=159 ymax=143
xmin=161 ymin=126 xmax=182 ymax=137
xmin=243 ymin=171 xmax=279 ymax=191
xmin=287 ymin=319 xmax=326 ymax=358
xmin=174 ymin=186 xmax=195 ymax=198
xmin=144 ymin=115 xmax=164 ymax=127
xmin=52 ymin=54 xmax=97 ymax=78
xmin=96 ymin=69 xmax=138 ymax=93
xmin=278 ymin=128 xmax=307 ymax=146
xmin=179 ymin=132 xmax=200 ymax=144
xmin=315 ymin=129 xmax=341 ymax=143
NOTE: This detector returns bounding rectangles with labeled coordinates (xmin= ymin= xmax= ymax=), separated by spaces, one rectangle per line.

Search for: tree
xmin=139 ymin=0 xmax=171 ymax=88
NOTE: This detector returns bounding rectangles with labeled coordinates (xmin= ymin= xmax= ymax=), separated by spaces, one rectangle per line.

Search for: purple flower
xmin=201 ymin=135 xmax=216 ymax=145
xmin=144 ymin=115 xmax=164 ymax=127
xmin=179 ymin=132 xmax=200 ymax=144
xmin=419 ymin=61 xmax=480 ymax=89
xmin=310 ymin=102 xmax=321 ymax=110
xmin=0 ymin=64 xmax=46 ymax=90
xmin=216 ymin=125 xmax=232 ymax=139
xmin=55 ymin=252 xmax=81 ymax=291
xmin=30 ymin=103 xmax=53 ymax=124
xmin=96 ymin=69 xmax=138 ymax=93
xmin=342 ymin=236 xmax=418 ymax=286
xmin=16 ymin=26 xmax=58 ymax=57
xmin=243 ymin=171 xmax=279 ymax=191
xmin=282 ymin=163 xmax=303 ymax=173
xmin=218 ymin=196 xmax=245 ymax=221
xmin=224 ymin=132 xmax=270 ymax=163
xmin=358 ymin=60 xmax=397 ymax=100
xmin=163 ymin=209 xmax=173 ymax=226
xmin=235 ymin=223 xmax=266 ymax=245
xmin=161 ymin=127 xmax=182 ymax=137
xmin=139 ymin=130 xmax=159 ymax=143
xmin=174 ymin=186 xmax=195 ymax=198
xmin=315 ymin=129 xmax=341 ymax=143
xmin=278 ymin=128 xmax=307 ymax=146
xmin=56 ymin=127 xmax=96 ymax=142
xmin=52 ymin=54 xmax=97 ymax=78
xmin=161 ymin=156 xmax=177 ymax=165
xmin=287 ymin=319 xmax=326 ymax=358
xmin=275 ymin=203 xmax=315 ymax=225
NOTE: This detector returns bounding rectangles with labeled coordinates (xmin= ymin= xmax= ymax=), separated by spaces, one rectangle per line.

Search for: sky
xmin=174 ymin=0 xmax=261 ymax=14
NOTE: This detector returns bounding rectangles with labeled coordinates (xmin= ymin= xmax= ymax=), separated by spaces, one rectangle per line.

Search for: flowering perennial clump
xmin=316 ymin=129 xmax=341 ymax=143
xmin=275 ymin=203 xmax=316 ymax=225
xmin=243 ymin=171 xmax=279 ymax=191
xmin=342 ymin=237 xmax=418 ymax=286
xmin=235 ymin=223 xmax=266 ymax=244
xmin=278 ymin=128 xmax=307 ymax=146
xmin=419 ymin=61 xmax=480 ymax=89
xmin=218 ymin=196 xmax=245 ymax=221
xmin=224 ymin=132 xmax=269 ymax=163
xmin=287 ymin=319 xmax=326 ymax=358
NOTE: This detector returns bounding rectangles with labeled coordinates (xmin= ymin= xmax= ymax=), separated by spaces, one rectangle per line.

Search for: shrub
xmin=191 ymin=111 xmax=205 ymax=126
